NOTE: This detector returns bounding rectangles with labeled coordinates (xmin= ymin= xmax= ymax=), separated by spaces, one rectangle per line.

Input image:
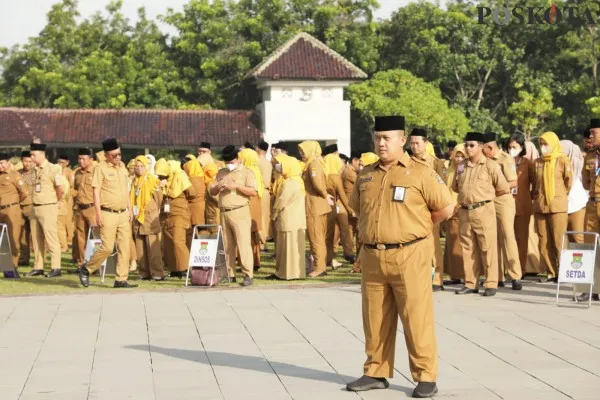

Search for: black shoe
xmin=26 ymin=270 xmax=45 ymax=277
xmin=483 ymin=288 xmax=497 ymax=297
xmin=79 ymin=264 xmax=90 ymax=288
xmin=253 ymin=265 xmax=261 ymax=272
xmin=265 ymin=274 xmax=282 ymax=280
xmin=344 ymin=255 xmax=356 ymax=264
xmin=241 ymin=275 xmax=253 ymax=287
xmin=512 ymin=280 xmax=522 ymax=290
xmin=45 ymin=269 xmax=62 ymax=278
xmin=346 ymin=375 xmax=389 ymax=392
xmin=412 ymin=382 xmax=438 ymax=398
xmin=455 ymin=286 xmax=479 ymax=295
xmin=220 ymin=277 xmax=237 ymax=284
xmin=576 ymin=293 xmax=600 ymax=302
xmin=169 ymin=271 xmax=184 ymax=279
xmin=498 ymin=281 xmax=505 ymax=288
xmin=432 ymin=285 xmax=443 ymax=292
xmin=113 ymin=281 xmax=138 ymax=288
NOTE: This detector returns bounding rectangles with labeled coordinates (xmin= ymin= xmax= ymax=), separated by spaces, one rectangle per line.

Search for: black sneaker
xmin=455 ymin=286 xmax=479 ymax=295
xmin=241 ymin=275 xmax=253 ymax=287
xmin=26 ymin=270 xmax=45 ymax=277
xmin=412 ymin=382 xmax=438 ymax=398
xmin=512 ymin=280 xmax=523 ymax=290
xmin=483 ymin=288 xmax=497 ymax=297
xmin=46 ymin=269 xmax=62 ymax=278
xmin=346 ymin=375 xmax=389 ymax=392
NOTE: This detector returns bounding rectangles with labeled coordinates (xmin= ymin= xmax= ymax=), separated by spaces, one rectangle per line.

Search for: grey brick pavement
xmin=1 ymin=282 xmax=599 ymax=399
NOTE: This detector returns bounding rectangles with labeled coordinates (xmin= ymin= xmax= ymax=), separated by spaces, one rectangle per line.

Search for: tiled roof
xmin=246 ymin=32 xmax=367 ymax=81
xmin=0 ymin=108 xmax=262 ymax=148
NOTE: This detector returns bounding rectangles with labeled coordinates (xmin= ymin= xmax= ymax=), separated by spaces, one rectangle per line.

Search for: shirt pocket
xmin=359 ymin=182 xmax=376 ymax=210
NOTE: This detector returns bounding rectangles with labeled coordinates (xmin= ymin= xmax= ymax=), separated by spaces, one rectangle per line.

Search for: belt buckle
xmin=376 ymin=243 xmax=386 ymax=250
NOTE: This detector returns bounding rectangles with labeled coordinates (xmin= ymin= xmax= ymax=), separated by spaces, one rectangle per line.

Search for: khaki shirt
xmin=492 ymin=150 xmax=518 ymax=182
xmin=303 ymin=159 xmax=330 ymax=216
xmin=258 ymin=156 xmax=273 ymax=190
xmin=514 ymin=157 xmax=533 ymax=217
xmin=531 ymin=157 xmax=572 ymax=214
xmin=0 ymin=170 xmax=26 ymax=206
xmin=33 ymin=160 xmax=63 ymax=205
xmin=583 ymin=151 xmax=600 ymax=197
xmin=57 ymin=179 xmax=71 ymax=216
xmin=18 ymin=168 xmax=35 ymax=206
xmin=92 ymin=161 xmax=129 ymax=210
xmin=326 ymin=174 xmax=352 ymax=214
xmin=134 ymin=189 xmax=163 ymax=235
xmin=215 ymin=165 xmax=257 ymax=209
xmin=453 ymin=156 xmax=508 ymax=205
xmin=73 ymin=167 xmax=94 ymax=205
xmin=413 ymin=153 xmax=448 ymax=183
xmin=341 ymin=165 xmax=357 ymax=198
xmin=349 ymin=152 xmax=453 ymax=244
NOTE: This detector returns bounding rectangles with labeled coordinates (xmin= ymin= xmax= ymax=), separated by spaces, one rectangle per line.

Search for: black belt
xmin=78 ymin=203 xmax=93 ymax=210
xmin=220 ymin=205 xmax=246 ymax=213
xmin=460 ymin=200 xmax=491 ymax=211
xmin=365 ymin=237 xmax=426 ymax=250
xmin=33 ymin=203 xmax=56 ymax=207
xmin=0 ymin=202 xmax=18 ymax=210
xmin=101 ymin=206 xmax=127 ymax=214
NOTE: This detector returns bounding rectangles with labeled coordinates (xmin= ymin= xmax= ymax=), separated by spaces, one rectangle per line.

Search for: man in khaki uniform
xmin=346 ymin=116 xmax=454 ymax=398
xmin=410 ymin=128 xmax=447 ymax=291
xmin=583 ymin=127 xmax=593 ymax=157
xmin=453 ymin=132 xmax=509 ymax=297
xmin=482 ymin=132 xmax=523 ymax=290
xmin=257 ymin=141 xmax=273 ymax=245
xmin=72 ymin=148 xmax=96 ymax=269
xmin=27 ymin=142 xmax=64 ymax=277
xmin=18 ymin=151 xmax=35 ymax=266
xmin=578 ymin=120 xmax=600 ymax=301
xmin=209 ymin=145 xmax=258 ymax=286
xmin=298 ymin=141 xmax=331 ymax=278
xmin=79 ymin=138 xmax=137 ymax=288
xmin=0 ymin=153 xmax=27 ymax=269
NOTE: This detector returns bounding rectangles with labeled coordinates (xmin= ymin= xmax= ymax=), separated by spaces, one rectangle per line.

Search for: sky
xmin=0 ymin=0 xmax=435 ymax=49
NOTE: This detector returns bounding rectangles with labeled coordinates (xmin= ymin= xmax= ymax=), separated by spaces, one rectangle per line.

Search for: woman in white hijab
xmin=145 ymin=154 xmax=157 ymax=176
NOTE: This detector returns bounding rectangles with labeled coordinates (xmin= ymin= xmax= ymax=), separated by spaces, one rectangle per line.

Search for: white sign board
xmin=558 ymin=249 xmax=595 ymax=284
xmin=84 ymin=238 xmax=108 ymax=269
xmin=189 ymin=238 xmax=218 ymax=268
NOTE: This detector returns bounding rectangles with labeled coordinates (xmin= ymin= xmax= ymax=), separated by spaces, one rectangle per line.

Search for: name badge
xmin=393 ymin=186 xmax=406 ymax=202
xmin=164 ymin=204 xmax=170 ymax=213
xmin=511 ymin=187 xmax=518 ymax=195
xmin=133 ymin=205 xmax=139 ymax=216
xmin=35 ymin=183 xmax=41 ymax=193
xmin=135 ymin=188 xmax=140 ymax=197
xmin=336 ymin=206 xmax=340 ymax=213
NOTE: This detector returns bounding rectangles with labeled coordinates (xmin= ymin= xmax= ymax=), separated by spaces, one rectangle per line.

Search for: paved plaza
xmin=1 ymin=282 xmax=600 ymax=400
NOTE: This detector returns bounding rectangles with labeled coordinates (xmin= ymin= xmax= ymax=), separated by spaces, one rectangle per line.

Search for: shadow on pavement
xmin=125 ymin=345 xmax=414 ymax=395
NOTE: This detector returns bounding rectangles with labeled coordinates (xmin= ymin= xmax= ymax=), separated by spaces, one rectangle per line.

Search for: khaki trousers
xmin=19 ymin=204 xmax=33 ymax=265
xmin=205 ymin=199 xmax=220 ymax=234
xmin=221 ymin=205 xmax=253 ymax=278
xmin=361 ymin=237 xmax=437 ymax=382
xmin=163 ymin=216 xmax=190 ymax=273
xmin=0 ymin=205 xmax=23 ymax=268
xmin=535 ymin=212 xmax=568 ymax=278
xmin=326 ymin=205 xmax=338 ymax=265
xmin=568 ymin=208 xmax=585 ymax=243
xmin=306 ymin=212 xmax=328 ymax=274
xmin=576 ymin=202 xmax=600 ymax=293
xmin=134 ymin=226 xmax=164 ymax=279
xmin=57 ymin=214 xmax=69 ymax=252
xmin=495 ymin=195 xmax=522 ymax=281
xmin=86 ymin=210 xmax=130 ymax=281
xmin=458 ymin=202 xmax=498 ymax=290
xmin=74 ymin=207 xmax=96 ymax=265
xmin=334 ymin=202 xmax=354 ymax=257
xmin=31 ymin=204 xmax=62 ymax=270
xmin=431 ymin=223 xmax=444 ymax=286
xmin=514 ymin=214 xmax=531 ymax=276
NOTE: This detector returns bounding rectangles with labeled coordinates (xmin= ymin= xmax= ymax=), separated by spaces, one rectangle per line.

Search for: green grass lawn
xmin=0 ymin=241 xmax=361 ymax=296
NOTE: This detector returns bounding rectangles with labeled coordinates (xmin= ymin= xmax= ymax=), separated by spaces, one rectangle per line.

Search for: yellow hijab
xmin=324 ymin=153 xmax=344 ymax=175
xmin=541 ymin=131 xmax=567 ymax=203
xmin=360 ymin=152 xmax=379 ymax=166
xmin=198 ymin=153 xmax=218 ymax=185
xmin=274 ymin=154 xmax=305 ymax=197
xmin=425 ymin=142 xmax=436 ymax=157
xmin=155 ymin=158 xmax=192 ymax=198
xmin=298 ymin=141 xmax=328 ymax=176
xmin=183 ymin=156 xmax=204 ymax=178
xmin=129 ymin=155 xmax=159 ymax=224
xmin=446 ymin=144 xmax=465 ymax=202
xmin=238 ymin=148 xmax=264 ymax=198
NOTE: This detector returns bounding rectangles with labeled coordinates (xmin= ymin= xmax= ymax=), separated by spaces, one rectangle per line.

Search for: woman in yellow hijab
xmin=268 ymin=154 xmax=306 ymax=280
xmin=298 ymin=141 xmax=331 ymax=277
xmin=155 ymin=158 xmax=196 ymax=277
xmin=443 ymin=144 xmax=465 ymax=283
xmin=323 ymin=153 xmax=354 ymax=267
xmin=238 ymin=148 xmax=264 ymax=269
xmin=359 ymin=152 xmax=379 ymax=168
xmin=130 ymin=155 xmax=165 ymax=280
xmin=183 ymin=155 xmax=206 ymax=228
xmin=532 ymin=132 xmax=572 ymax=281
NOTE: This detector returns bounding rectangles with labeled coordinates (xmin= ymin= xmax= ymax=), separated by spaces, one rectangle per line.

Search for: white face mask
xmin=540 ymin=145 xmax=550 ymax=156
xmin=509 ymin=147 xmax=521 ymax=158
xmin=226 ymin=163 xmax=237 ymax=171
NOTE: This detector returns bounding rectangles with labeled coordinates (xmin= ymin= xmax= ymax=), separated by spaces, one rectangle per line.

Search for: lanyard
xmin=134 ymin=176 xmax=148 ymax=197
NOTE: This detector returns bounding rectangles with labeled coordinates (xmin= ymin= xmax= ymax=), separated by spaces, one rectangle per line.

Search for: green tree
xmin=508 ymin=84 xmax=563 ymax=140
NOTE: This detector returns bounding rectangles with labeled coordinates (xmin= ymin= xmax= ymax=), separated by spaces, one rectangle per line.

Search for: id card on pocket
xmin=393 ymin=186 xmax=406 ymax=202
xmin=511 ymin=187 xmax=518 ymax=195
xmin=164 ymin=204 xmax=170 ymax=213
xmin=35 ymin=183 xmax=41 ymax=193
xmin=133 ymin=205 xmax=139 ymax=216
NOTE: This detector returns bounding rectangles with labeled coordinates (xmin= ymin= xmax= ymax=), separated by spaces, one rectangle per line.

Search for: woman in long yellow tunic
xmin=238 ymin=149 xmax=264 ymax=269
xmin=198 ymin=153 xmax=220 ymax=233
xmin=183 ymin=155 xmax=206 ymax=243
xmin=443 ymin=144 xmax=465 ymax=281
xmin=268 ymin=155 xmax=306 ymax=280
xmin=155 ymin=159 xmax=196 ymax=277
